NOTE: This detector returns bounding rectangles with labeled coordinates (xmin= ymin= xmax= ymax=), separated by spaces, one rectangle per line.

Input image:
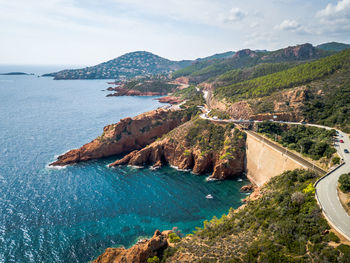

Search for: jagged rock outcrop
xmin=50 ymin=109 xmax=194 ymax=166
xmin=262 ymin=43 xmax=323 ymax=61
xmin=93 ymin=230 xmax=170 ymax=263
xmin=110 ymin=119 xmax=246 ymax=180
xmin=233 ymin=49 xmax=258 ymax=59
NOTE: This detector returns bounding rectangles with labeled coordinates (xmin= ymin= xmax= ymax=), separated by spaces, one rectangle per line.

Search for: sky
xmin=0 ymin=0 xmax=350 ymax=65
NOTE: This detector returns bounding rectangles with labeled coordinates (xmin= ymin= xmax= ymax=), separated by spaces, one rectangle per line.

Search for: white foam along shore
xmin=128 ymin=165 xmax=145 ymax=169
xmin=45 ymin=163 xmax=67 ymax=170
xmin=170 ymin=165 xmax=191 ymax=172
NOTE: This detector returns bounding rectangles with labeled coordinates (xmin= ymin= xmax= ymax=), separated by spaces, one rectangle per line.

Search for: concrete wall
xmin=245 ymin=133 xmax=306 ymax=187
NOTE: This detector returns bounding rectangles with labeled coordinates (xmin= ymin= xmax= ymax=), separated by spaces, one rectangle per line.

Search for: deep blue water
xmin=0 ymin=66 xmax=249 ymax=263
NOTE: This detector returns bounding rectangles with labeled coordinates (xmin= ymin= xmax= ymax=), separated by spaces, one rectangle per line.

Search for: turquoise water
xmin=0 ymin=67 xmax=249 ymax=263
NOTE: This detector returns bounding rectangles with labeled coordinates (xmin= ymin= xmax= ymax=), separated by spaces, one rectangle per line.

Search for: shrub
xmin=332 ymin=156 xmax=341 ymax=165
xmin=303 ymin=183 xmax=316 ymax=194
xmin=339 ymin=173 xmax=350 ymax=192
xmin=147 ymin=256 xmax=160 ymax=263
xmin=169 ymin=233 xmax=181 ymax=243
xmin=326 ymin=232 xmax=340 ymax=243
xmin=291 ymin=192 xmax=305 ymax=205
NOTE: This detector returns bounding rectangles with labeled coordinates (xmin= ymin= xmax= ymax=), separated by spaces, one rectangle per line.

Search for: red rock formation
xmin=240 ymin=184 xmax=254 ymax=192
xmin=156 ymin=96 xmax=183 ymax=104
xmin=93 ymin=230 xmax=170 ymax=263
xmin=50 ymin=109 xmax=191 ymax=166
xmin=234 ymin=49 xmax=258 ymax=59
xmin=110 ymin=121 xmax=246 ymax=180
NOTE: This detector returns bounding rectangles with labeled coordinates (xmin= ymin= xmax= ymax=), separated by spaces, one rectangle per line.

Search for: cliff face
xmin=110 ymin=119 xmax=246 ymax=180
xmin=208 ymin=86 xmax=308 ymax=122
xmin=93 ymin=230 xmax=170 ymax=263
xmin=51 ymin=109 xmax=194 ymax=166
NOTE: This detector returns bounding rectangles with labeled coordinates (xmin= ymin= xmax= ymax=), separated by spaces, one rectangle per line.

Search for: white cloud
xmin=316 ymin=0 xmax=350 ymax=35
xmin=222 ymin=8 xmax=247 ymax=23
xmin=317 ymin=0 xmax=350 ymax=18
xmin=275 ymin=19 xmax=301 ymax=31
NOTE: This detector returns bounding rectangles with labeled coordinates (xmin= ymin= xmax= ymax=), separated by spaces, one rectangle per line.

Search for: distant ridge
xmin=172 ymin=43 xmax=331 ymax=83
xmin=316 ymin=42 xmax=350 ymax=52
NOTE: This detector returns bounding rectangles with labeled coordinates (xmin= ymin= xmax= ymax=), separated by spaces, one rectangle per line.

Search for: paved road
xmin=315 ymin=129 xmax=350 ymax=241
xmin=199 ymin=109 xmax=350 ymax=240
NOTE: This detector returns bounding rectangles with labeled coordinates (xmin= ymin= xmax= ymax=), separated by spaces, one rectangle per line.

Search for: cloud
xmin=316 ymin=0 xmax=350 ymax=35
xmin=317 ymin=0 xmax=350 ymax=19
xmin=222 ymin=8 xmax=247 ymax=23
xmin=275 ymin=19 xmax=302 ymax=31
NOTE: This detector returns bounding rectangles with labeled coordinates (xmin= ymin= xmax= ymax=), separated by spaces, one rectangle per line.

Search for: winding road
xmin=199 ymin=107 xmax=350 ymax=240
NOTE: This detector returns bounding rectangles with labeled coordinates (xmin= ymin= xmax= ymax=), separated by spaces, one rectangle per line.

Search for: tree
xmin=339 ymin=173 xmax=350 ymax=192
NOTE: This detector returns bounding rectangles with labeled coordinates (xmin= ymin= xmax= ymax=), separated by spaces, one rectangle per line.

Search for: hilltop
xmin=317 ymin=42 xmax=350 ymax=52
xmin=43 ymin=51 xmax=192 ymax=80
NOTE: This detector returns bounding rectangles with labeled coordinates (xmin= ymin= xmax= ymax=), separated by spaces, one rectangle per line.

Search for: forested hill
xmin=317 ymin=42 xmax=350 ymax=52
xmin=43 ymin=51 xmax=193 ymax=80
xmin=172 ymin=43 xmax=331 ymax=84
xmin=214 ymin=49 xmax=350 ymax=102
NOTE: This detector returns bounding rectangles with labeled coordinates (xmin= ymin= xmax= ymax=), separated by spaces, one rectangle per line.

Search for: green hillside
xmin=211 ymin=62 xmax=300 ymax=87
xmin=317 ymin=42 xmax=350 ymax=52
xmin=214 ymin=49 xmax=350 ymax=102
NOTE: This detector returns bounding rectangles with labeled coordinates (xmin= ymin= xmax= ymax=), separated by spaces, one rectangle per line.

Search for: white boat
xmin=206 ymin=194 xmax=213 ymax=199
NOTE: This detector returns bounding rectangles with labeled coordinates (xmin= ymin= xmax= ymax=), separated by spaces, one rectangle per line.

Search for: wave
xmin=170 ymin=165 xmax=191 ymax=172
xmin=45 ymin=163 xmax=67 ymax=170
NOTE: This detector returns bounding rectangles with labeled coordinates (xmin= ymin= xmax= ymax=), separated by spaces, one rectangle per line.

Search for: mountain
xmin=317 ymin=42 xmax=350 ymax=52
xmin=172 ymin=43 xmax=331 ymax=84
xmin=43 ymin=51 xmax=192 ymax=80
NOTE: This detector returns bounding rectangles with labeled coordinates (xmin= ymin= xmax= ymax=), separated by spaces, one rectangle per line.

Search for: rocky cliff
xmin=93 ymin=230 xmax=170 ymax=263
xmin=50 ymin=108 xmax=197 ymax=166
xmin=110 ymin=118 xmax=246 ymax=180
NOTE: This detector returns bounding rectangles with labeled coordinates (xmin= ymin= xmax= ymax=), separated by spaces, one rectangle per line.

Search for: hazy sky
xmin=1 ymin=0 xmax=350 ymax=65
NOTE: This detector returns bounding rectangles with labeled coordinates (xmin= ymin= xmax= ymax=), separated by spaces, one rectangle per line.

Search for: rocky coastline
xmin=109 ymin=119 xmax=246 ymax=180
xmin=50 ymin=108 xmax=195 ymax=166
xmin=93 ymin=230 xmax=171 ymax=263
xmin=106 ymin=86 xmax=168 ymax=97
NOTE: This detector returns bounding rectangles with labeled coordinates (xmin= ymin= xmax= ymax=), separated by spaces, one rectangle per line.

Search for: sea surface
xmin=0 ymin=66 xmax=250 ymax=263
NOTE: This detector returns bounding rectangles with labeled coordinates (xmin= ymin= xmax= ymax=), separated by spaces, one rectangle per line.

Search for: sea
xmin=0 ymin=65 xmax=250 ymax=263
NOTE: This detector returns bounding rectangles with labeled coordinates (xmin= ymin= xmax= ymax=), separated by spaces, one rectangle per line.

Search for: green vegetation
xmin=339 ymin=173 xmax=350 ymax=193
xmin=303 ymin=83 xmax=350 ymax=133
xmin=257 ymin=121 xmax=336 ymax=160
xmin=214 ymin=49 xmax=350 ymax=102
xmin=147 ymin=256 xmax=160 ymax=263
xmin=332 ymin=156 xmax=341 ymax=165
xmin=123 ymin=79 xmax=178 ymax=94
xmin=169 ymin=233 xmax=181 ymax=243
xmin=213 ymin=62 xmax=298 ymax=87
xmin=317 ymin=42 xmax=350 ymax=52
xmin=208 ymin=109 xmax=230 ymax=119
xmin=163 ymin=169 xmax=350 ymax=262
xmin=185 ymin=119 xmax=240 ymax=152
xmin=174 ymin=86 xmax=205 ymax=107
